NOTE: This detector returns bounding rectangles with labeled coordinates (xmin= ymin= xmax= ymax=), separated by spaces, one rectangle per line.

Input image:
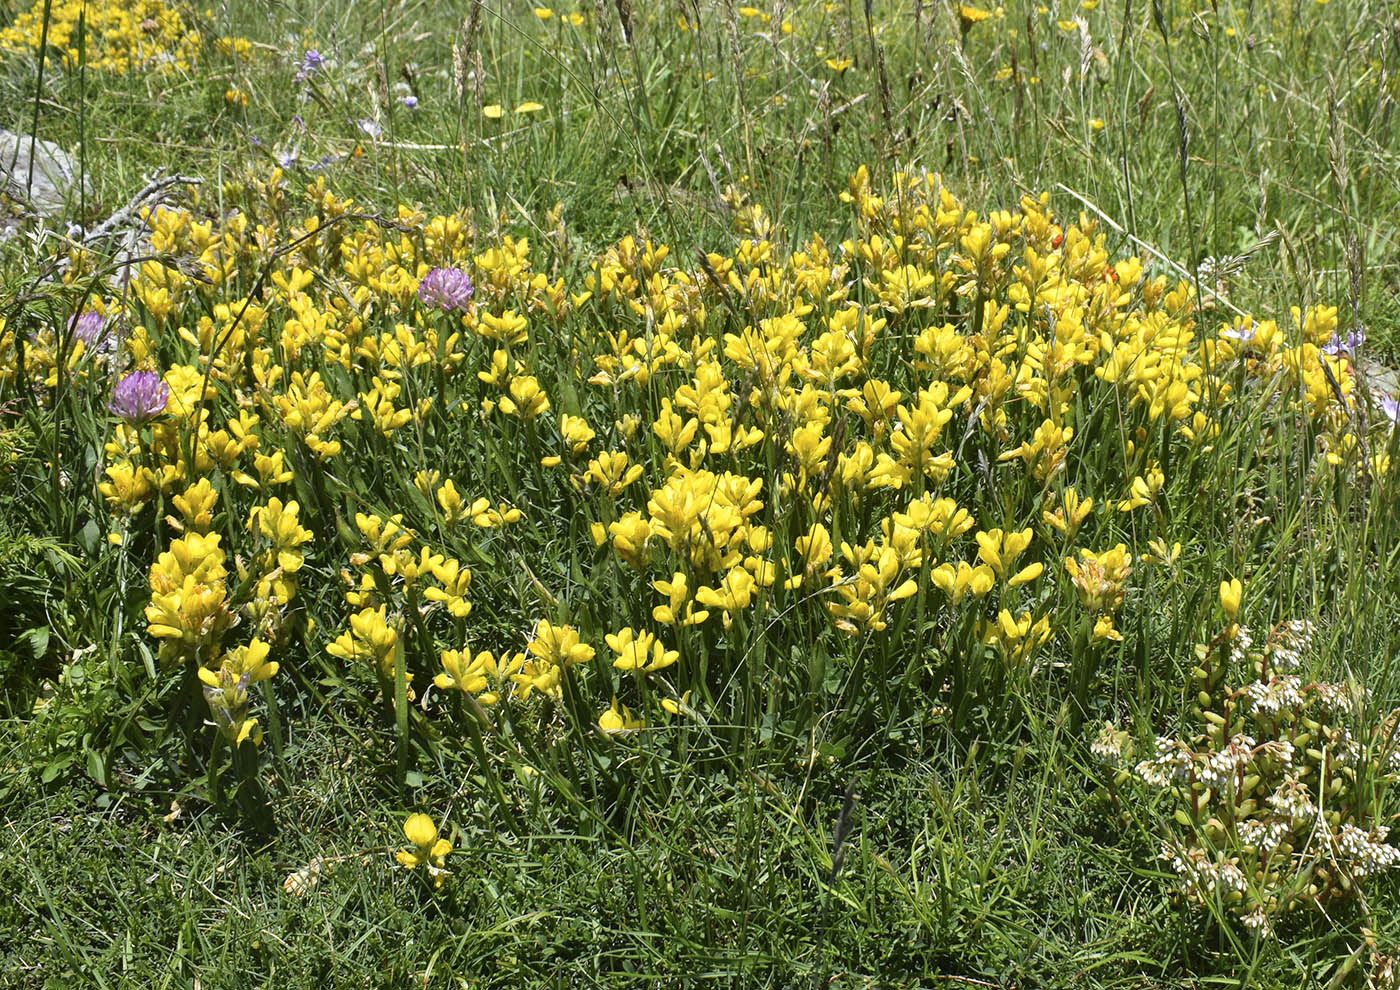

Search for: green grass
xmin=2 ymin=0 xmax=1400 ymax=986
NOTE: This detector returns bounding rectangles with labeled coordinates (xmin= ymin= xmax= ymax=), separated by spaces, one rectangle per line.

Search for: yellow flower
xmin=606 ymin=627 xmax=679 ymax=673
xmin=483 ymin=104 xmax=504 ymax=119
xmin=171 ymin=478 xmax=219 ymax=533
xmin=514 ymin=101 xmax=544 ymax=115
xmin=661 ymin=690 xmax=693 ymax=717
xmin=1219 ymin=578 xmax=1242 ymax=620
xmin=435 ymin=648 xmax=499 ymax=702
xmin=1064 ymin=546 xmax=1132 ymax=614
xmin=531 ymin=621 xmax=594 ymax=664
xmin=396 ymin=813 xmax=452 ymax=886
xmin=599 ymin=697 xmax=645 ymax=732
xmin=585 ymin=451 xmax=642 ymax=497
xmin=251 ymin=497 xmax=313 ymax=572
xmin=959 ymin=4 xmax=992 ymax=29
xmin=327 ymin=606 xmax=399 ymax=679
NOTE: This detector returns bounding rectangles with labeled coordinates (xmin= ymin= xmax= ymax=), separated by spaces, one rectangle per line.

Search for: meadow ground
xmin=2 ymin=0 xmax=1400 ymax=986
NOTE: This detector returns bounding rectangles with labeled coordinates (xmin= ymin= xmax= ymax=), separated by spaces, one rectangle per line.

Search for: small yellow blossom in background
xmin=483 ymin=104 xmax=505 ymax=119
xmin=534 ymin=6 xmax=555 ymax=18
xmin=514 ymin=101 xmax=545 ymax=115
xmin=396 ymin=814 xmax=452 ymax=887
xmin=825 ymin=56 xmax=852 ymax=73
xmin=224 ymin=88 xmax=248 ymax=107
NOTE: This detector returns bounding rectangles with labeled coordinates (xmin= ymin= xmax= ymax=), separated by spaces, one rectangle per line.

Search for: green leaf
xmin=20 ymin=625 xmax=50 ymax=660
xmin=85 ymin=748 xmax=107 ymax=788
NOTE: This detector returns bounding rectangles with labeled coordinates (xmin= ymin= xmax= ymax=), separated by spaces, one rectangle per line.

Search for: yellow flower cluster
xmin=0 ymin=0 xmax=215 ymax=74
xmin=10 ymin=161 xmax=1377 ymax=753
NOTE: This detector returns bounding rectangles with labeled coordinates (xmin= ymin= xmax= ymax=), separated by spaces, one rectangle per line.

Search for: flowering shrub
xmin=1096 ymin=610 xmax=1400 ymax=934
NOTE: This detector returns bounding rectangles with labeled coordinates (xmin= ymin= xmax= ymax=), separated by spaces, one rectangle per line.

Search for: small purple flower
xmin=1221 ymin=319 xmax=1258 ymax=344
xmin=69 ymin=311 xmax=105 ymax=344
xmin=401 ymin=95 xmax=419 ymax=111
xmin=108 ymin=371 xmax=170 ymax=424
xmin=417 ymin=267 xmax=474 ymax=312
xmin=1380 ymin=396 xmax=1400 ymax=425
xmin=357 ymin=119 xmax=382 ymax=139
xmin=295 ymin=49 xmax=325 ymax=82
xmin=70 ymin=310 xmax=119 ymax=365
xmin=1322 ymin=328 xmax=1365 ymax=357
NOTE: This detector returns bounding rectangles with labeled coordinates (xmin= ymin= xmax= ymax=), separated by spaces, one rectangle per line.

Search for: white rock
xmin=0 ymin=129 xmax=90 ymax=217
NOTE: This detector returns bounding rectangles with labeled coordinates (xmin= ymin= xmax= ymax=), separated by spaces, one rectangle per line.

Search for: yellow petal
xmin=403 ymin=812 xmax=437 ymax=847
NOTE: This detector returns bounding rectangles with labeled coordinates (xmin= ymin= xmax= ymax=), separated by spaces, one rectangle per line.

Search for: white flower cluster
xmin=1241 ymin=905 xmax=1272 ymax=933
xmin=1135 ymin=736 xmax=1192 ymax=788
xmin=1164 ymin=842 xmax=1248 ymax=898
xmin=1193 ymin=734 xmax=1257 ymax=790
xmin=1330 ymin=732 xmax=1361 ymax=768
xmin=1334 ymin=824 xmax=1400 ymax=877
xmin=1309 ymin=680 xmax=1358 ymax=714
xmin=1244 ymin=674 xmax=1302 ymax=715
xmin=1265 ymin=619 xmax=1313 ymax=671
xmin=1236 ymin=818 xmax=1290 ymax=855
xmin=1090 ymin=725 xmax=1126 ymax=765
xmin=1257 ymin=738 xmax=1295 ymax=767
xmin=1229 ymin=625 xmax=1255 ymax=666
xmin=1266 ymin=776 xmax=1318 ymax=822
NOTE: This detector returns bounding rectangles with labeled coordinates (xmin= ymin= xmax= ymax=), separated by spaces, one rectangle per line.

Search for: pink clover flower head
xmin=108 ymin=371 xmax=169 ymax=424
xmin=417 ymin=266 xmax=474 ymax=312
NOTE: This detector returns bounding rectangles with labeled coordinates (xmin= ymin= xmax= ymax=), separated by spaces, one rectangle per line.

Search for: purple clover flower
xmin=108 ymin=371 xmax=170 ymax=424
xmin=1322 ymin=328 xmax=1366 ymax=357
xmin=417 ymin=267 xmax=474 ymax=312
xmin=401 ymin=95 xmax=419 ymax=111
